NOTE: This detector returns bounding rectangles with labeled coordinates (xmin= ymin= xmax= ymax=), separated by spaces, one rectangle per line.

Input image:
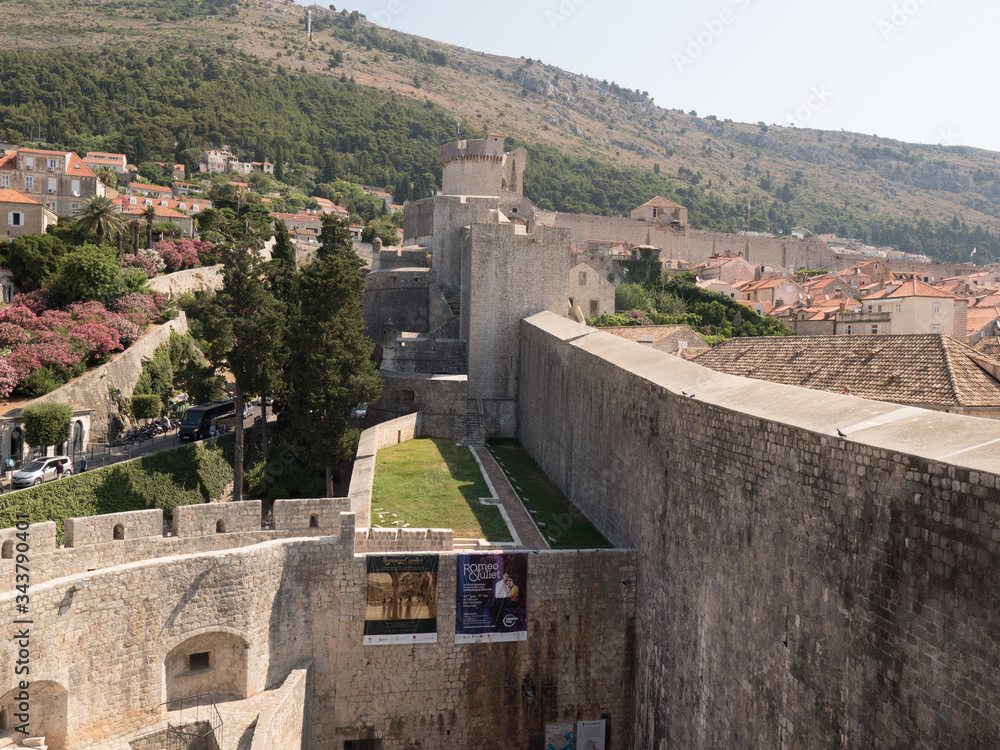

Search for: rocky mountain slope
xmin=3 ymin=0 xmax=1000 ymax=256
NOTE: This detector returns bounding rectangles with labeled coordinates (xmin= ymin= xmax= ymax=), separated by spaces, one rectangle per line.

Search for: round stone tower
xmin=439 ymin=135 xmax=507 ymax=196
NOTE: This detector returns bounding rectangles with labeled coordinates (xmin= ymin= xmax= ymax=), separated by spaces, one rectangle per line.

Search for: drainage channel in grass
xmin=372 ymin=437 xmax=512 ymax=542
xmin=487 ymin=438 xmax=612 ymax=549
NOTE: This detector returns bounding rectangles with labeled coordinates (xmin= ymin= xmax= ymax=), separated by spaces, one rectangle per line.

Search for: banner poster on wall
xmin=363 ymin=555 xmax=439 ymax=645
xmin=575 ymin=719 xmax=606 ymax=750
xmin=455 ymin=552 xmax=528 ymax=643
xmin=544 ymin=722 xmax=574 ymax=750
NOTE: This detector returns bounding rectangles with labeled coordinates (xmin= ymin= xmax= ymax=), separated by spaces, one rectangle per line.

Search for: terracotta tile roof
xmin=0 ymin=189 xmax=41 ymax=205
xmin=66 ymin=152 xmax=96 ymax=178
xmin=692 ymin=334 xmax=1000 ymax=408
xmin=122 ymin=205 xmax=187 ymax=219
xmin=973 ymin=338 xmax=1000 ymax=360
xmin=130 ymin=183 xmax=172 ymax=194
xmin=967 ymin=306 xmax=1000 ymax=334
xmin=636 ymin=196 xmax=686 ymax=210
xmin=973 ymin=293 xmax=1000 ymax=308
xmin=863 ymin=278 xmax=958 ymax=300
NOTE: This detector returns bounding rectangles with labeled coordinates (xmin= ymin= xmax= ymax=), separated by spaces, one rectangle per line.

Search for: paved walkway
xmin=473 ymin=446 xmax=548 ymax=550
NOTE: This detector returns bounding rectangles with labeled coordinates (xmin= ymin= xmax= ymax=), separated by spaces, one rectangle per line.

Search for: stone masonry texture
xmin=518 ymin=311 xmax=1000 ymax=749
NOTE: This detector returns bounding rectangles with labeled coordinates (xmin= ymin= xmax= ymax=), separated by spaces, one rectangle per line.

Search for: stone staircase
xmin=462 ymin=409 xmax=486 ymax=447
xmin=444 ymin=295 xmax=461 ymax=317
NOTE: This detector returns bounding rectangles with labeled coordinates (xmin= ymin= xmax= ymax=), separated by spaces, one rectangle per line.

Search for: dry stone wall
xmin=519 ymin=311 xmax=1000 ymax=749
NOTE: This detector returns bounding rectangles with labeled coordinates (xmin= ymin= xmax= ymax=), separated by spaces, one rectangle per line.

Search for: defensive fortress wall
xmin=519 ymin=311 xmax=1000 ymax=749
xmin=0 ymin=419 xmax=636 ymax=749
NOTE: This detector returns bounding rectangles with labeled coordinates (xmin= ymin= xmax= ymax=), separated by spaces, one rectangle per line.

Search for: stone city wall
xmin=0 ymin=504 xmax=355 ymax=588
xmin=519 ymin=311 xmax=1000 ymax=749
xmin=362 ymin=268 xmax=437 ymax=341
xmin=365 ymin=374 xmax=468 ymax=442
xmin=0 ymin=533 xmax=635 ymax=750
xmin=146 ymin=265 xmax=223 ymax=297
xmin=248 ymin=662 xmax=312 ymax=750
xmin=462 ymin=223 xmax=569 ymax=437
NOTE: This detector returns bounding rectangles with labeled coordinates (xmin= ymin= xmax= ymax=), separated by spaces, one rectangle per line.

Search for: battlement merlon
xmin=439 ymin=135 xmax=506 ymax=165
xmin=439 ymin=136 xmax=527 ymax=197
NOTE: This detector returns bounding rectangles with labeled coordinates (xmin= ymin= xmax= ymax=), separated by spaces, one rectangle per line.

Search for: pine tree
xmin=283 ymin=216 xmax=382 ymax=495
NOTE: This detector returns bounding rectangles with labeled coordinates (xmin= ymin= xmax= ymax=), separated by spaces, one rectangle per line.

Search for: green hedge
xmin=0 ymin=440 xmax=233 ymax=543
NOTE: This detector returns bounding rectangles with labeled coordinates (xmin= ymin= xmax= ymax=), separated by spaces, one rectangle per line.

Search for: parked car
xmin=12 ymin=456 xmax=72 ymax=489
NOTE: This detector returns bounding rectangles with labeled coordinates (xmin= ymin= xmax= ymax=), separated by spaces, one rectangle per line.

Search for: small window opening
xmin=0 ymin=708 xmax=8 ymax=729
xmin=113 ymin=524 xmax=124 ymax=541
xmin=309 ymin=514 xmax=319 ymax=528
xmin=216 ymin=519 xmax=226 ymax=534
xmin=188 ymin=652 xmax=210 ymax=671
xmin=1 ymin=541 xmax=11 ymax=559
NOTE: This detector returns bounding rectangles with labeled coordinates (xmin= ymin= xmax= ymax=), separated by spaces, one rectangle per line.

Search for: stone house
xmin=0 ymin=189 xmax=58 ymax=242
xmin=121 ymin=203 xmax=194 ymax=237
xmin=697 ymin=278 xmax=740 ymax=299
xmin=0 ymin=405 xmax=94 ymax=464
xmin=0 ymin=148 xmax=104 ymax=216
xmin=690 ymin=253 xmax=755 ymax=284
xmin=82 ymin=151 xmax=127 ymax=174
xmin=738 ymin=276 xmax=807 ymax=306
xmin=862 ymin=278 xmax=966 ymax=338
xmin=569 ymin=261 xmax=615 ymax=317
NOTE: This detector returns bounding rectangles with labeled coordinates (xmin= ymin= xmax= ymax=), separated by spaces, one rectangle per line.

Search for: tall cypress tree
xmin=284 ymin=216 xmax=382 ymax=496
xmin=206 ymin=216 xmax=284 ymax=503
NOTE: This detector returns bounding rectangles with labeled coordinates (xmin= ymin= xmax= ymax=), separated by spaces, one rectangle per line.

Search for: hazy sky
xmin=315 ymin=0 xmax=999 ymax=153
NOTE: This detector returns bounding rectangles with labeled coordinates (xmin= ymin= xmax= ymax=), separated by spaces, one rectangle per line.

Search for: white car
xmin=12 ymin=456 xmax=72 ymax=489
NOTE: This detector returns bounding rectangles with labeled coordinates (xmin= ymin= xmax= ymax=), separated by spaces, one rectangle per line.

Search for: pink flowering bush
xmin=0 ymin=293 xmax=162 ymax=397
xmin=153 ymin=239 xmax=218 ymax=272
xmin=120 ymin=251 xmax=158 ymax=279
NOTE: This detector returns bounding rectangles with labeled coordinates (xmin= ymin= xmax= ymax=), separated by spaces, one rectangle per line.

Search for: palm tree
xmin=141 ymin=204 xmax=157 ymax=249
xmin=75 ymin=195 xmax=125 ymax=247
xmin=94 ymin=165 xmax=119 ymax=190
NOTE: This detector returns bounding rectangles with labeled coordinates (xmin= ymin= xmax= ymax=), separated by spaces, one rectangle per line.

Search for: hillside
xmin=3 ymin=0 xmax=1000 ymax=262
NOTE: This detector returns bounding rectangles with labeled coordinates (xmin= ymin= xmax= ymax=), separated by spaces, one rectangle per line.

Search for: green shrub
xmin=15 ymin=366 xmax=67 ymax=398
xmin=130 ymin=394 xmax=162 ymax=420
xmin=0 ymin=439 xmax=234 ymax=542
xmin=23 ymin=403 xmax=72 ymax=450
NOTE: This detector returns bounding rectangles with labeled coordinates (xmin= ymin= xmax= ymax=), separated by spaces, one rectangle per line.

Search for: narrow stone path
xmin=472 ymin=446 xmax=548 ymax=550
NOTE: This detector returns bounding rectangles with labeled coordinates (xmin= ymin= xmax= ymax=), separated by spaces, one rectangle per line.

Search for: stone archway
xmin=163 ymin=631 xmax=250 ymax=703
xmin=0 ymin=680 xmax=68 ymax=749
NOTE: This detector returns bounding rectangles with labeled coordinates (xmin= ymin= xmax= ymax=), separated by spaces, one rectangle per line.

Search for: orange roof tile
xmin=863 ymin=278 xmax=957 ymax=300
xmin=0 ymin=189 xmax=41 ymax=205
xmin=693 ymin=334 xmax=1000 ymax=408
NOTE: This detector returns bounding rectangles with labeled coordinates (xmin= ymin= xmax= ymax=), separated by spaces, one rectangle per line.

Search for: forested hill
xmin=3 ymin=0 xmax=1000 ymax=263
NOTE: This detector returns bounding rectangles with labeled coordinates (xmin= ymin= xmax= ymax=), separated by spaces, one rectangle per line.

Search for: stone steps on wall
xmin=462 ymin=411 xmax=486 ymax=448
xmin=445 ymin=295 xmax=461 ymax=316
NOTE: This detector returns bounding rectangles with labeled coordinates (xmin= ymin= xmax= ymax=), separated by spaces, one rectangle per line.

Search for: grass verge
xmin=372 ymin=438 xmax=511 ymax=541
xmin=487 ymin=438 xmax=612 ymax=549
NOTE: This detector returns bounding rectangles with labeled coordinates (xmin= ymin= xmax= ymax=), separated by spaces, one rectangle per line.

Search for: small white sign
xmin=576 ymin=719 xmax=605 ymax=750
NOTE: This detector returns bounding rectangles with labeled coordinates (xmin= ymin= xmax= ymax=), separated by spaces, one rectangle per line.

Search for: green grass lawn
xmin=487 ymin=439 xmax=612 ymax=549
xmin=372 ymin=438 xmax=512 ymax=541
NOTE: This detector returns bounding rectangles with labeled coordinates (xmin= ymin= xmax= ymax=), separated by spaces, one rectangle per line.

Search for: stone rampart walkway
xmin=472 ymin=446 xmax=548 ymax=550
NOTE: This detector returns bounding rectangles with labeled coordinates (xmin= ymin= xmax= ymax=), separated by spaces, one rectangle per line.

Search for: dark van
xmin=179 ymin=399 xmax=236 ymax=441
